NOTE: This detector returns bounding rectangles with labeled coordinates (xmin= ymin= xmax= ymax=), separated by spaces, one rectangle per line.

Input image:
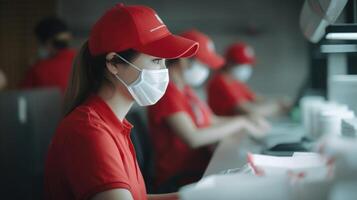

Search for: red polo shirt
xmin=147 ymin=82 xmax=213 ymax=187
xmin=21 ymin=49 xmax=76 ymax=94
xmin=207 ymin=73 xmax=256 ymax=116
xmin=44 ymin=95 xmax=147 ymax=200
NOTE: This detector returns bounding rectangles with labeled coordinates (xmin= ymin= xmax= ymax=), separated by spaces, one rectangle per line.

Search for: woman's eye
xmin=152 ymin=59 xmax=162 ymax=65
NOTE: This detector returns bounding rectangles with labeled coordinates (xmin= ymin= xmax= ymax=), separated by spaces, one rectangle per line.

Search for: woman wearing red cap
xmin=207 ymin=42 xmax=291 ymax=117
xmin=44 ymin=4 xmax=200 ymax=200
xmin=147 ymin=30 xmax=269 ymax=192
xmin=21 ymin=17 xmax=76 ymax=94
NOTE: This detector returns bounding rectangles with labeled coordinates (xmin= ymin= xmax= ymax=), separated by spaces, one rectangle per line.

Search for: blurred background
xmin=1 ymin=0 xmax=356 ymax=97
xmin=0 ymin=0 xmax=316 ymax=96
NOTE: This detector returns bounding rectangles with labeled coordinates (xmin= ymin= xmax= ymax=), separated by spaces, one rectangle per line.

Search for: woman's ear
xmin=106 ymin=52 xmax=120 ymax=75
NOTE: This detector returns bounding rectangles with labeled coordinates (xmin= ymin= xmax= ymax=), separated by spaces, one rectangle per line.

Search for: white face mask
xmin=231 ymin=64 xmax=253 ymax=82
xmin=183 ymin=60 xmax=210 ymax=87
xmin=114 ymin=55 xmax=169 ymax=106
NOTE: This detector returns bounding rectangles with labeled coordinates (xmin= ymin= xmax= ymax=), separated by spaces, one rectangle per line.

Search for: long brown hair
xmin=63 ymin=41 xmax=137 ymax=116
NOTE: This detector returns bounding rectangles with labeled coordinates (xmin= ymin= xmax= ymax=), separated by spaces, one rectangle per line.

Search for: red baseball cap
xmin=88 ymin=3 xmax=199 ymax=59
xmin=226 ymin=42 xmax=256 ymax=65
xmin=180 ymin=30 xmax=225 ymax=69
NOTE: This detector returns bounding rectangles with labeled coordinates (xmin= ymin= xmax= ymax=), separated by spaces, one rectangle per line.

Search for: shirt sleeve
xmin=63 ymin=123 xmax=132 ymax=200
xmin=242 ymin=85 xmax=256 ymax=102
xmin=148 ymin=83 xmax=186 ymax=123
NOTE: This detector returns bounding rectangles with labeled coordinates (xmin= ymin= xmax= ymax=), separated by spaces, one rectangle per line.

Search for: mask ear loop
xmin=107 ymin=54 xmax=142 ymax=87
xmin=114 ymin=73 xmax=130 ymax=87
xmin=115 ymin=54 xmax=142 ymax=72
xmin=116 ymin=54 xmax=167 ymax=71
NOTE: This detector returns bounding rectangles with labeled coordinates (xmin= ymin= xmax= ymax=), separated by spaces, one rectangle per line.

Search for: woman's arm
xmin=235 ymin=96 xmax=292 ymax=117
xmin=236 ymin=100 xmax=282 ymax=117
xmin=166 ymin=112 xmax=268 ymax=149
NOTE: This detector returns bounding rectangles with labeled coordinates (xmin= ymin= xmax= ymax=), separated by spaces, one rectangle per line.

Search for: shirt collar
xmin=84 ymin=94 xmax=133 ymax=135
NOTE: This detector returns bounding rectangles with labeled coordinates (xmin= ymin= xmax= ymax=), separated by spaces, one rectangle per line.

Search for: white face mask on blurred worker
xmin=231 ymin=64 xmax=253 ymax=82
xmin=183 ymin=60 xmax=210 ymax=87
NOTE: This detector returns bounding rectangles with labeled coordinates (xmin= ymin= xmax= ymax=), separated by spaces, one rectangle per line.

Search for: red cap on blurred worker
xmin=180 ymin=29 xmax=225 ymax=69
xmin=226 ymin=42 xmax=256 ymax=65
xmin=89 ymin=3 xmax=199 ymax=59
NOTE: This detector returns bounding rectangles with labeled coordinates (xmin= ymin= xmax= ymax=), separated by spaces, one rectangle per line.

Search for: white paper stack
xmin=318 ymin=108 xmax=355 ymax=137
xmin=179 ymin=153 xmax=332 ymax=200
xmin=317 ymin=135 xmax=357 ymax=200
xmin=318 ymin=135 xmax=357 ymax=172
xmin=300 ymin=98 xmax=354 ymax=139
xmin=300 ymin=96 xmax=325 ymax=137
xmin=329 ymin=75 xmax=357 ymax=114
xmin=247 ymin=153 xmax=329 ymax=180
xmin=292 ymin=152 xmax=322 ymax=158
xmin=310 ymin=101 xmax=333 ymax=138
xmin=341 ymin=118 xmax=357 ymax=138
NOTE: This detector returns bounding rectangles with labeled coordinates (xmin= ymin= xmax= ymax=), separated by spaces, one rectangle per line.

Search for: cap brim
xmin=134 ymin=34 xmax=199 ymax=59
xmin=198 ymin=50 xmax=225 ymax=70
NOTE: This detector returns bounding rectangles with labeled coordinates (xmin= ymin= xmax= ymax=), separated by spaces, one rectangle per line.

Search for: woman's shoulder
xmin=58 ymin=104 xmax=106 ymax=135
xmin=50 ymin=104 xmax=112 ymax=154
xmin=71 ymin=103 xmax=102 ymax=121
xmin=208 ymin=73 xmax=227 ymax=89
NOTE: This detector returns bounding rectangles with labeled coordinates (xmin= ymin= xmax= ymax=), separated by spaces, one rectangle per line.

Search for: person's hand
xmin=247 ymin=114 xmax=271 ymax=133
xmin=241 ymin=117 xmax=270 ymax=140
xmin=277 ymin=97 xmax=293 ymax=114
